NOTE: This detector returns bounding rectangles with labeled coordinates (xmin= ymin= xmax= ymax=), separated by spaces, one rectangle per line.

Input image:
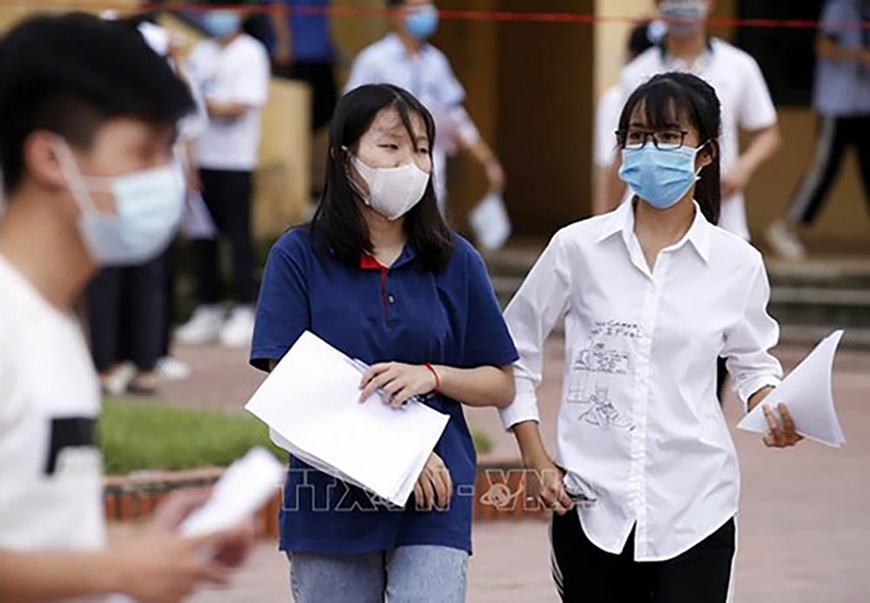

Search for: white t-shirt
xmin=186 ymin=34 xmax=270 ymax=171
xmin=594 ymin=86 xmax=624 ymax=168
xmin=345 ymin=34 xmax=473 ymax=205
xmin=0 ymin=254 xmax=106 ymax=553
xmin=619 ymin=39 xmax=778 ymax=240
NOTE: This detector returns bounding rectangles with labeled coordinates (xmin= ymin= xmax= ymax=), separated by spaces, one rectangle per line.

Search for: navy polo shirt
xmin=250 ymin=227 xmax=518 ymax=555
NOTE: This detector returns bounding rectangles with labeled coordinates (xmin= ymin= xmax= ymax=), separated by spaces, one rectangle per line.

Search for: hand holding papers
xmin=737 ymin=330 xmax=846 ymax=447
xmin=180 ymin=447 xmax=284 ymax=537
xmin=108 ymin=448 xmax=283 ymax=603
xmin=244 ymin=331 xmax=450 ymax=507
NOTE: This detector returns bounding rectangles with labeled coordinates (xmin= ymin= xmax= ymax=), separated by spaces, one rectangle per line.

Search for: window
xmin=733 ymin=1 xmax=826 ymax=107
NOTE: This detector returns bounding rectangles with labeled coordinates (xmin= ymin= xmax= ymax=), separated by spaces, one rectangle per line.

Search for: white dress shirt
xmin=619 ymin=39 xmax=778 ymax=240
xmin=500 ymin=201 xmax=782 ymax=561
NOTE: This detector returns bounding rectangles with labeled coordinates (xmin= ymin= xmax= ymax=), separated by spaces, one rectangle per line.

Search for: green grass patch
xmin=99 ymin=399 xmax=284 ymax=475
xmin=472 ymin=430 xmax=494 ymax=455
xmin=99 ymin=399 xmax=496 ymax=474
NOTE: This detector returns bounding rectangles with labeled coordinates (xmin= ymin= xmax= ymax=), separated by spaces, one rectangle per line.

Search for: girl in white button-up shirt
xmin=501 ymin=72 xmax=802 ymax=603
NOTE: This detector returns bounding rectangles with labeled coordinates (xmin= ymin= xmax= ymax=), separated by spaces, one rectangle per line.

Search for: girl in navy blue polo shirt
xmin=251 ymin=84 xmax=518 ymax=603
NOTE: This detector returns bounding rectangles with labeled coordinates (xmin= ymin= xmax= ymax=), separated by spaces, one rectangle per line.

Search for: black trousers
xmin=86 ymin=257 xmax=165 ymax=374
xmin=193 ymin=169 xmax=256 ymax=306
xmin=551 ymin=511 xmax=735 ymax=603
xmin=157 ymin=241 xmax=176 ymax=358
xmin=786 ymin=114 xmax=870 ymax=225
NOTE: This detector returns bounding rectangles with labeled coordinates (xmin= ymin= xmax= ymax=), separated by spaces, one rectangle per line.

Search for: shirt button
xmin=388 ymin=294 xmax=396 ymax=304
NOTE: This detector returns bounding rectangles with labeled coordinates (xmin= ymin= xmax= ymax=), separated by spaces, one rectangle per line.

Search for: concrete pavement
xmin=165 ymin=338 xmax=870 ymax=601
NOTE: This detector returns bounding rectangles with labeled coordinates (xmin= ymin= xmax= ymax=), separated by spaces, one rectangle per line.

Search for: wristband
xmin=424 ymin=362 xmax=440 ymax=393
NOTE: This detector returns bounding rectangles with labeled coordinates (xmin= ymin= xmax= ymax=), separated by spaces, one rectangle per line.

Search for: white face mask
xmin=54 ymin=139 xmax=185 ymax=266
xmin=349 ymin=155 xmax=430 ymax=221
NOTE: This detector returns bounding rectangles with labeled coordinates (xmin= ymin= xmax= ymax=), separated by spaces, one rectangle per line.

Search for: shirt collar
xmin=383 ymin=33 xmax=431 ymax=61
xmin=359 ymin=245 xmax=417 ymax=270
xmin=658 ymin=36 xmax=715 ymax=70
xmin=596 ymin=200 xmax=710 ymax=263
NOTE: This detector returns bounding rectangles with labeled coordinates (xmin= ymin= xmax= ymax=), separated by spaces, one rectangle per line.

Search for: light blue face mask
xmin=618 ymin=143 xmax=706 ymax=210
xmin=405 ymin=4 xmax=439 ymax=40
xmin=658 ymin=1 xmax=707 ymax=36
xmin=202 ymin=10 xmax=241 ymax=40
xmin=54 ymin=140 xmax=186 ymax=266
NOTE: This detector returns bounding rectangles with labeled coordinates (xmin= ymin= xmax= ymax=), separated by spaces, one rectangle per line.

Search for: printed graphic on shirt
xmin=567 ymin=320 xmax=637 ymax=431
xmin=44 ymin=417 xmax=96 ymax=475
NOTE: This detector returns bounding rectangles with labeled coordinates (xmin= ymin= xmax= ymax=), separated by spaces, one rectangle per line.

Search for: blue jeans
xmin=289 ymin=545 xmax=469 ymax=603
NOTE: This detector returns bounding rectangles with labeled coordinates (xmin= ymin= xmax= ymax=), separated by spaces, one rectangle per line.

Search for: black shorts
xmin=272 ymin=60 xmax=337 ymax=131
xmin=550 ymin=511 xmax=736 ymax=602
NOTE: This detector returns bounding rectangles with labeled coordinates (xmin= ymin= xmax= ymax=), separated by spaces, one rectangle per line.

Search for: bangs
xmin=618 ymin=77 xmax=698 ymax=132
xmin=390 ymin=93 xmax=436 ymax=153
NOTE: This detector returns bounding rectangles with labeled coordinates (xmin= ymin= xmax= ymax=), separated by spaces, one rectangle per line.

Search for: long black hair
xmin=617 ymin=72 xmax=722 ymax=225
xmin=311 ymin=84 xmax=453 ymax=272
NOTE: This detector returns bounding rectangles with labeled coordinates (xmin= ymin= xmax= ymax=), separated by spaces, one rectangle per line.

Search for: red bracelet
xmin=424 ymin=362 xmax=440 ymax=393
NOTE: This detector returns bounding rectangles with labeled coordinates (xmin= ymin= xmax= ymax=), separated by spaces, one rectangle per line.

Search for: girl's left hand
xmin=359 ymin=362 xmax=437 ymax=408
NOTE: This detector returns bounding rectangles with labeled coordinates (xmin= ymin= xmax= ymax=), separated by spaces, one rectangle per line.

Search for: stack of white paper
xmin=737 ymin=329 xmax=846 ymax=447
xmin=244 ymin=331 xmax=450 ymax=507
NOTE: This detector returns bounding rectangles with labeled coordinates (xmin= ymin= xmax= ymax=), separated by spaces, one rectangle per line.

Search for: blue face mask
xmin=202 ymin=10 xmax=241 ymax=40
xmin=54 ymin=140 xmax=186 ymax=266
xmin=658 ymin=1 xmax=707 ymax=36
xmin=405 ymin=5 xmax=439 ymax=40
xmin=618 ymin=144 xmax=705 ymax=210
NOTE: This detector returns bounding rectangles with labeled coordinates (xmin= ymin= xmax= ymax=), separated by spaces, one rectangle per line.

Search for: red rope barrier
xmin=0 ymin=2 xmax=865 ymax=31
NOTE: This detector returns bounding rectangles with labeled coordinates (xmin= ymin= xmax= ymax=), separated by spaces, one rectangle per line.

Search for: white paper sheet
xmin=244 ymin=331 xmax=450 ymax=507
xmin=737 ymin=329 xmax=846 ymax=447
xmin=469 ymin=193 xmax=512 ymax=251
xmin=180 ymin=190 xmax=217 ymax=240
xmin=180 ymin=447 xmax=284 ymax=536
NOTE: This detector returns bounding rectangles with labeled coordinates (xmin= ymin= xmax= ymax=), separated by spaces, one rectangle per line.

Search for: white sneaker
xmin=155 ymin=356 xmax=192 ymax=381
xmin=175 ymin=305 xmax=226 ymax=345
xmin=101 ymin=362 xmax=136 ymax=397
xmin=219 ymin=306 xmax=256 ymax=348
xmin=765 ymin=221 xmax=806 ymax=261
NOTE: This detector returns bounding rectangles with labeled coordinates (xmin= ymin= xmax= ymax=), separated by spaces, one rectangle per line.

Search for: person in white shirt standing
xmin=176 ymin=8 xmax=271 ymax=348
xmin=344 ymin=0 xmax=505 ymax=214
xmin=501 ymin=73 xmax=803 ymax=602
xmin=607 ymin=0 xmax=781 ymax=242
xmin=0 ymin=12 xmax=252 ymax=601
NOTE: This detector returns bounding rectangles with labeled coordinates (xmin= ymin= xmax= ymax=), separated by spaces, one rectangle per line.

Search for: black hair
xmin=387 ymin=0 xmax=405 ymax=7
xmin=627 ymin=21 xmax=656 ymax=58
xmin=616 ymin=72 xmax=722 ymax=224
xmin=0 ymin=12 xmax=195 ymax=194
xmin=311 ymin=84 xmax=453 ymax=272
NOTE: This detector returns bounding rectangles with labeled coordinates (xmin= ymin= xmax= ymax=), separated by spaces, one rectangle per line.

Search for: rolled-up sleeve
xmin=723 ymin=260 xmax=783 ymax=409
xmin=499 ymin=230 xmax=572 ymax=430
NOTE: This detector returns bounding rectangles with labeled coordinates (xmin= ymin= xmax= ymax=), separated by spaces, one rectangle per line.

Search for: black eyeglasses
xmin=615 ymin=129 xmax=690 ymax=150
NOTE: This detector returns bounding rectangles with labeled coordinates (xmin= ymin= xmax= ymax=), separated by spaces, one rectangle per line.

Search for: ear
xmin=697 ymin=141 xmax=716 ymax=171
xmin=23 ymin=131 xmax=69 ymax=190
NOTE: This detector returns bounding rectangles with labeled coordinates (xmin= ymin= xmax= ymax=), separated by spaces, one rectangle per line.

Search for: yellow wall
xmin=594 ymin=0 xmax=653 ymax=97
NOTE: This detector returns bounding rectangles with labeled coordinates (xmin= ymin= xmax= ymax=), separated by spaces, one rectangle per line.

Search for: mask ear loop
xmin=694 ymin=140 xmax=714 ymax=176
xmin=339 ymin=146 xmax=372 ymax=204
xmin=52 ymin=138 xmax=105 ymax=214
